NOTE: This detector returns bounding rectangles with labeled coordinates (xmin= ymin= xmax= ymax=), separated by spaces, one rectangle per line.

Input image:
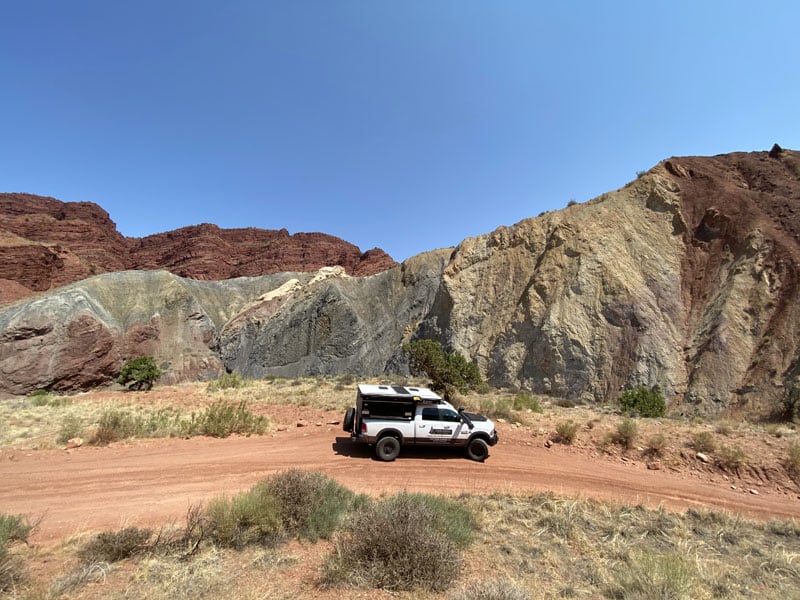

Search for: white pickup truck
xmin=342 ymin=384 xmax=498 ymax=462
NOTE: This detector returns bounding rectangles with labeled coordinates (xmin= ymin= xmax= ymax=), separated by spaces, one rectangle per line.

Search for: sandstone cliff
xmin=2 ymin=149 xmax=798 ymax=418
xmin=0 ymin=193 xmax=397 ymax=304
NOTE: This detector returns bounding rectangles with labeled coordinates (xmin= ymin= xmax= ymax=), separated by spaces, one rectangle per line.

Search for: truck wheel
xmin=375 ymin=436 xmax=401 ymax=461
xmin=343 ymin=407 xmax=355 ymax=432
xmin=466 ymin=438 xmax=489 ymax=462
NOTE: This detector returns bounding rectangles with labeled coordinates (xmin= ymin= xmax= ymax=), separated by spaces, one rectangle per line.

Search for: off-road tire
xmin=466 ymin=437 xmax=489 ymax=462
xmin=343 ymin=407 xmax=355 ymax=432
xmin=375 ymin=436 xmax=401 ymax=461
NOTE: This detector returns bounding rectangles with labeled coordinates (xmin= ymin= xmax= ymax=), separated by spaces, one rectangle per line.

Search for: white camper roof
xmin=357 ymin=384 xmax=442 ymax=401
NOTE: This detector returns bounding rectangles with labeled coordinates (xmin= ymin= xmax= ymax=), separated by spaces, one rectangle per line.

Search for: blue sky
xmin=1 ymin=1 xmax=797 ymax=262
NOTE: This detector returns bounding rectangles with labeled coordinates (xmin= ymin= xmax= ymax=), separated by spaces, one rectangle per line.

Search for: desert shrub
xmin=783 ymin=442 xmax=800 ymax=484
xmin=403 ymin=339 xmax=484 ymax=401
xmin=619 ymin=386 xmax=665 ymax=418
xmin=480 ymin=398 xmax=514 ymax=420
xmin=717 ymin=445 xmax=747 ymax=471
xmin=612 ymin=418 xmax=638 ymax=450
xmin=554 ymin=398 xmax=576 ymax=408
xmin=80 ymin=527 xmax=153 ymax=563
xmin=206 ymin=371 xmax=249 ymax=392
xmin=322 ymin=492 xmax=473 ymax=591
xmin=690 ymin=431 xmax=716 ymax=454
xmin=90 ymin=410 xmax=137 ymax=445
xmin=555 ymin=420 xmax=579 ymax=445
xmin=610 ymin=550 xmax=695 ymax=599
xmin=0 ymin=514 xmax=34 ymax=592
xmin=644 ymin=433 xmax=667 ymax=457
xmin=779 ymin=382 xmax=800 ymax=423
xmin=189 ymin=400 xmax=267 ymax=438
xmin=715 ymin=422 xmax=733 ymax=436
xmin=206 ymin=486 xmax=282 ymax=549
xmin=513 ymin=392 xmax=542 ymax=413
xmin=266 ymin=469 xmax=356 ymax=541
xmin=57 ymin=415 xmax=84 ymax=444
xmin=450 ymin=579 xmax=531 ymax=600
xmin=117 ymin=356 xmax=162 ymax=391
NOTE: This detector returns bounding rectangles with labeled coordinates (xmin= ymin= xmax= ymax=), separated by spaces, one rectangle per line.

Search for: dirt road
xmin=2 ymin=424 xmax=799 ymax=544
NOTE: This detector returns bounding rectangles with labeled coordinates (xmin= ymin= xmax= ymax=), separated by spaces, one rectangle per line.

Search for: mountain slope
xmin=1 ymin=148 xmax=798 ymax=418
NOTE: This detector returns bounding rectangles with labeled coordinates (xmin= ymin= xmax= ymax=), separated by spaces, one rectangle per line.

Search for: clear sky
xmin=1 ymin=1 xmax=797 ymax=261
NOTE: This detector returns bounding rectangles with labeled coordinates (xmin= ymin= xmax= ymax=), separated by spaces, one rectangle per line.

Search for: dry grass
xmin=6 ymin=486 xmax=800 ymax=600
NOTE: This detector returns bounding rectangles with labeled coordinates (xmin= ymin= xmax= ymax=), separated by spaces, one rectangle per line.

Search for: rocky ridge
xmin=1 ymin=149 xmax=798 ymax=417
xmin=0 ymin=193 xmax=396 ymax=304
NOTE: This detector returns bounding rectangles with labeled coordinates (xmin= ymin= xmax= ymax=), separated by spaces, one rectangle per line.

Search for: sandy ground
xmin=2 ymin=419 xmax=799 ymax=546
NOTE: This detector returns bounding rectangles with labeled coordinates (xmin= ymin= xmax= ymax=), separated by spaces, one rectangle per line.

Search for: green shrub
xmin=116 ymin=356 xmax=162 ymax=391
xmin=90 ymin=410 xmax=137 ymax=445
xmin=612 ymin=418 xmax=639 ymax=450
xmin=79 ymin=527 xmax=152 ymax=563
xmin=323 ymin=492 xmax=473 ymax=591
xmin=619 ymin=386 xmax=666 ymax=418
xmin=644 ymin=433 xmax=667 ymax=457
xmin=717 ymin=445 xmax=747 ymax=471
xmin=403 ymin=339 xmax=484 ymax=401
xmin=190 ymin=400 xmax=267 ymax=438
xmin=555 ymin=420 xmax=579 ymax=445
xmin=206 ymin=486 xmax=282 ymax=549
xmin=266 ymin=470 xmax=356 ymax=541
xmin=785 ymin=443 xmax=800 ymax=484
xmin=206 ymin=371 xmax=249 ymax=392
xmin=691 ymin=431 xmax=716 ymax=454
xmin=513 ymin=392 xmax=542 ymax=413
xmin=57 ymin=415 xmax=84 ymax=444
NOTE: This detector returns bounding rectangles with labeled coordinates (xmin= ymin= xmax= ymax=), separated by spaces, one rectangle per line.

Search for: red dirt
xmin=2 ymin=420 xmax=798 ymax=546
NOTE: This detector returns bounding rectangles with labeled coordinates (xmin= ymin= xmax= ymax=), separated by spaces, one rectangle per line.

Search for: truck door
xmin=416 ymin=407 xmax=469 ymax=444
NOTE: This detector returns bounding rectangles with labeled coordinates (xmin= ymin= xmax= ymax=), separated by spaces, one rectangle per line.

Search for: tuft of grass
xmin=449 ymin=579 xmax=531 ymax=600
xmin=206 ymin=486 xmax=282 ymax=549
xmin=644 ymin=433 xmax=667 ymax=457
xmin=612 ymin=418 xmax=638 ymax=450
xmin=555 ymin=420 xmax=579 ymax=445
xmin=716 ymin=445 xmax=747 ymax=471
xmin=783 ymin=442 xmax=800 ymax=484
xmin=206 ymin=371 xmax=249 ymax=393
xmin=57 ymin=414 xmax=83 ymax=444
xmin=610 ymin=550 xmax=696 ymax=599
xmin=322 ymin=492 xmax=473 ymax=591
xmin=512 ymin=392 xmax=542 ymax=413
xmin=690 ymin=431 xmax=716 ymax=454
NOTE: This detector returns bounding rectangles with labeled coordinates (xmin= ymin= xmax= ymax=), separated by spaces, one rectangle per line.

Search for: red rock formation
xmin=0 ymin=193 xmax=397 ymax=303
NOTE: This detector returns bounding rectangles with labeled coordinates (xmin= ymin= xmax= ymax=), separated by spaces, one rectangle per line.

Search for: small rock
xmin=296 ymin=420 xmax=308 ymax=428
xmin=276 ymin=425 xmax=288 ymax=432
xmin=326 ymin=420 xmax=341 ymax=425
xmin=647 ymin=462 xmax=661 ymax=470
xmin=696 ymin=452 xmax=711 ymax=464
xmin=749 ymin=489 xmax=759 ymax=495
xmin=731 ymin=485 xmax=737 ymax=490
xmin=315 ymin=422 xmax=323 ymax=427
xmin=65 ymin=437 xmax=83 ymax=449
xmin=544 ymin=439 xmax=552 ymax=448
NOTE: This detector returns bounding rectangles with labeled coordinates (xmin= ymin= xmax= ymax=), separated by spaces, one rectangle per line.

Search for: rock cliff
xmin=2 ymin=149 xmax=798 ymax=418
xmin=0 ymin=193 xmax=397 ymax=304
